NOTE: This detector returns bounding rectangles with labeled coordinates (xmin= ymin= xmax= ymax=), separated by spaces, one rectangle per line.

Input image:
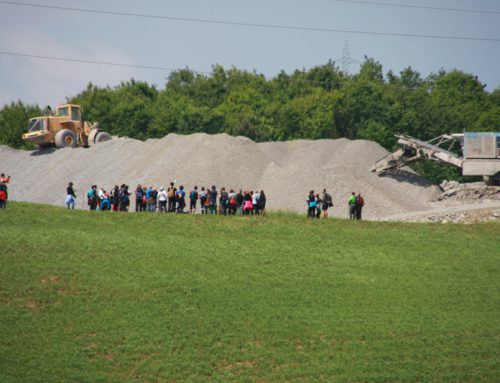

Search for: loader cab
xmin=56 ymin=104 xmax=81 ymax=122
xmin=27 ymin=118 xmax=46 ymax=132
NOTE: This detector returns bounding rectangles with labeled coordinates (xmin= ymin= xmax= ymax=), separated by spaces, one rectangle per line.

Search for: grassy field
xmin=0 ymin=202 xmax=499 ymax=382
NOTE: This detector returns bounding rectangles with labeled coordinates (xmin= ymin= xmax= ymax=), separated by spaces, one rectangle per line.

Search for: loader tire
xmin=55 ymin=129 xmax=77 ymax=148
xmin=95 ymin=131 xmax=112 ymax=143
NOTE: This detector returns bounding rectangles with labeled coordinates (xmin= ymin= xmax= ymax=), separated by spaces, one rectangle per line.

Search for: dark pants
xmin=159 ymin=200 xmax=167 ymax=212
xmin=349 ymin=205 xmax=356 ymax=220
xmin=177 ymin=199 xmax=185 ymax=213
xmin=210 ymin=203 xmax=217 ymax=215
xmin=135 ymin=198 xmax=142 ymax=212
xmin=168 ymin=198 xmax=175 ymax=212
xmin=253 ymin=204 xmax=260 ymax=215
xmin=0 ymin=200 xmax=5 ymax=208
xmin=356 ymin=207 xmax=363 ymax=220
xmin=308 ymin=206 xmax=316 ymax=218
xmin=221 ymin=202 xmax=228 ymax=215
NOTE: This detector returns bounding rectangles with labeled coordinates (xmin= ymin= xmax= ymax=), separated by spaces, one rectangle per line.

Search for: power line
xmin=0 ymin=50 xmax=491 ymax=99
xmin=0 ymin=50 xmax=212 ymax=74
xmin=327 ymin=0 xmax=500 ymax=15
xmin=0 ymin=0 xmax=499 ymax=42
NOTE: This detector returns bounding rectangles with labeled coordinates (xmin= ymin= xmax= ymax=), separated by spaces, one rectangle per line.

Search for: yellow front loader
xmin=22 ymin=104 xmax=111 ymax=149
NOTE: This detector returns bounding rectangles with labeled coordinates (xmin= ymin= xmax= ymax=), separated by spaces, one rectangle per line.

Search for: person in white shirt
xmin=158 ymin=187 xmax=168 ymax=213
xmin=252 ymin=190 xmax=261 ymax=215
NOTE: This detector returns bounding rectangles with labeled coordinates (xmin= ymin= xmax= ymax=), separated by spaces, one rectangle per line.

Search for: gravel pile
xmin=0 ymin=133 xmax=440 ymax=219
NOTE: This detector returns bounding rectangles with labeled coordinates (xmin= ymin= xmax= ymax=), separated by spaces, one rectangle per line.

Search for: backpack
xmin=324 ymin=193 xmax=333 ymax=207
xmin=190 ymin=190 xmax=198 ymax=200
xmin=135 ymin=189 xmax=143 ymax=199
xmin=229 ymin=196 xmax=237 ymax=206
xmin=357 ymin=196 xmax=364 ymax=207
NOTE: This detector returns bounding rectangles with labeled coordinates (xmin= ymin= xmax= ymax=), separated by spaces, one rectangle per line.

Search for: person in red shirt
xmin=0 ymin=180 xmax=8 ymax=209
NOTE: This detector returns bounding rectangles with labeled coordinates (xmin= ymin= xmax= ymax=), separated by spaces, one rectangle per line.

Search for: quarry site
xmin=1 ymin=133 xmax=500 ymax=223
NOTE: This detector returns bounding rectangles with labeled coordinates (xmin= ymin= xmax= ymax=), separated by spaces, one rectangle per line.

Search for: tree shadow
xmin=378 ymin=168 xmax=437 ymax=188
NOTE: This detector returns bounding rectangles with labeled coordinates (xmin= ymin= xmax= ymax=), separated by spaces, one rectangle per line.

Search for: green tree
xmin=0 ymin=101 xmax=41 ymax=149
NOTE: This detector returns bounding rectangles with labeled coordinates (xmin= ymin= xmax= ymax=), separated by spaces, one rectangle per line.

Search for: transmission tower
xmin=341 ymin=39 xmax=359 ymax=75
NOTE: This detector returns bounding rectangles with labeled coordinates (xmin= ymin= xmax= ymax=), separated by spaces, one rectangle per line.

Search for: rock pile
xmin=1 ymin=133 xmax=442 ymax=218
xmin=438 ymin=181 xmax=500 ymax=204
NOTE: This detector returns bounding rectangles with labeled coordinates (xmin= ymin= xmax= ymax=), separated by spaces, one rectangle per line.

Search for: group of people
xmin=348 ymin=192 xmax=365 ymax=220
xmin=306 ymin=189 xmax=334 ymax=219
xmin=65 ymin=183 xmax=131 ymax=211
xmin=306 ymin=189 xmax=365 ymax=220
xmin=0 ymin=173 xmax=10 ymax=209
xmin=133 ymin=184 xmax=267 ymax=216
xmin=65 ymin=182 xmax=267 ymax=215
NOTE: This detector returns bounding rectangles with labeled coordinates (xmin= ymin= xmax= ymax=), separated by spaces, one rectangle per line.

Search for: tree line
xmin=1 ymin=57 xmax=499 ymax=182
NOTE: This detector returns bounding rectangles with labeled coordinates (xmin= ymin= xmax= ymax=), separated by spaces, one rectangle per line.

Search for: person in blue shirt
xmin=145 ymin=185 xmax=153 ymax=212
xmin=176 ymin=185 xmax=186 ymax=213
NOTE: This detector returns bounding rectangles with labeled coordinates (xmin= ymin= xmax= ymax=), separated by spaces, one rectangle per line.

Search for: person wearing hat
xmin=65 ymin=182 xmax=76 ymax=209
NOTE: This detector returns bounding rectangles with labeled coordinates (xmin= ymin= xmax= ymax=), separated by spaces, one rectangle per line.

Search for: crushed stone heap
xmin=0 ymin=133 xmax=440 ymax=219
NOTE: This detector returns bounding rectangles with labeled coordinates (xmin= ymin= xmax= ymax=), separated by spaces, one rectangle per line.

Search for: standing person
xmin=236 ymin=189 xmax=244 ymax=215
xmin=150 ymin=187 xmax=158 ymax=212
xmin=259 ymin=190 xmax=267 ymax=216
xmin=209 ymin=185 xmax=218 ymax=215
xmin=135 ymin=185 xmax=144 ymax=212
xmin=120 ymin=185 xmax=130 ymax=212
xmin=98 ymin=187 xmax=106 ymax=203
xmin=176 ymin=185 xmax=186 ymax=213
xmin=65 ymin=182 xmax=76 ymax=209
xmin=253 ymin=190 xmax=261 ymax=215
xmin=199 ymin=187 xmax=208 ymax=215
xmin=348 ymin=192 xmax=357 ymax=220
xmin=167 ymin=182 xmax=177 ymax=212
xmin=219 ymin=187 xmax=228 ymax=215
xmin=227 ymin=189 xmax=237 ymax=215
xmin=307 ymin=190 xmax=316 ymax=218
xmin=88 ymin=185 xmax=98 ymax=211
xmin=243 ymin=191 xmax=253 ymax=215
xmin=111 ymin=185 xmax=120 ymax=212
xmin=322 ymin=188 xmax=333 ymax=219
xmin=189 ymin=186 xmax=199 ymax=214
xmin=315 ymin=193 xmax=322 ymax=219
xmin=167 ymin=182 xmax=176 ymax=212
xmin=158 ymin=187 xmax=168 ymax=213
xmin=0 ymin=179 xmax=8 ymax=209
xmin=356 ymin=192 xmax=365 ymax=220
xmin=145 ymin=185 xmax=153 ymax=212
xmin=142 ymin=186 xmax=147 ymax=211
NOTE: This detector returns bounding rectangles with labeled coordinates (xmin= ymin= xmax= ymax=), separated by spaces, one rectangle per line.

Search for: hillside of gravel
xmin=0 ymin=133 xmax=441 ymax=219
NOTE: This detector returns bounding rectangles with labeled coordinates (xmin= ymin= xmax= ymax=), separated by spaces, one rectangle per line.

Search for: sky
xmin=0 ymin=0 xmax=499 ymax=107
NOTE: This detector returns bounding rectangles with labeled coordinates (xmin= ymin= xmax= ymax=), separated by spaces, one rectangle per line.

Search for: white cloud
xmin=0 ymin=22 xmax=140 ymax=107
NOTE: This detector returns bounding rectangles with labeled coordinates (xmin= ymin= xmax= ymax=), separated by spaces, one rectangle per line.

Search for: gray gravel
xmin=0 ymin=133 xmax=440 ymax=218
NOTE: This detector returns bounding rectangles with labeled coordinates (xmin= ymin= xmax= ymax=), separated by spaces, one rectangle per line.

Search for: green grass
xmin=0 ymin=202 xmax=499 ymax=382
